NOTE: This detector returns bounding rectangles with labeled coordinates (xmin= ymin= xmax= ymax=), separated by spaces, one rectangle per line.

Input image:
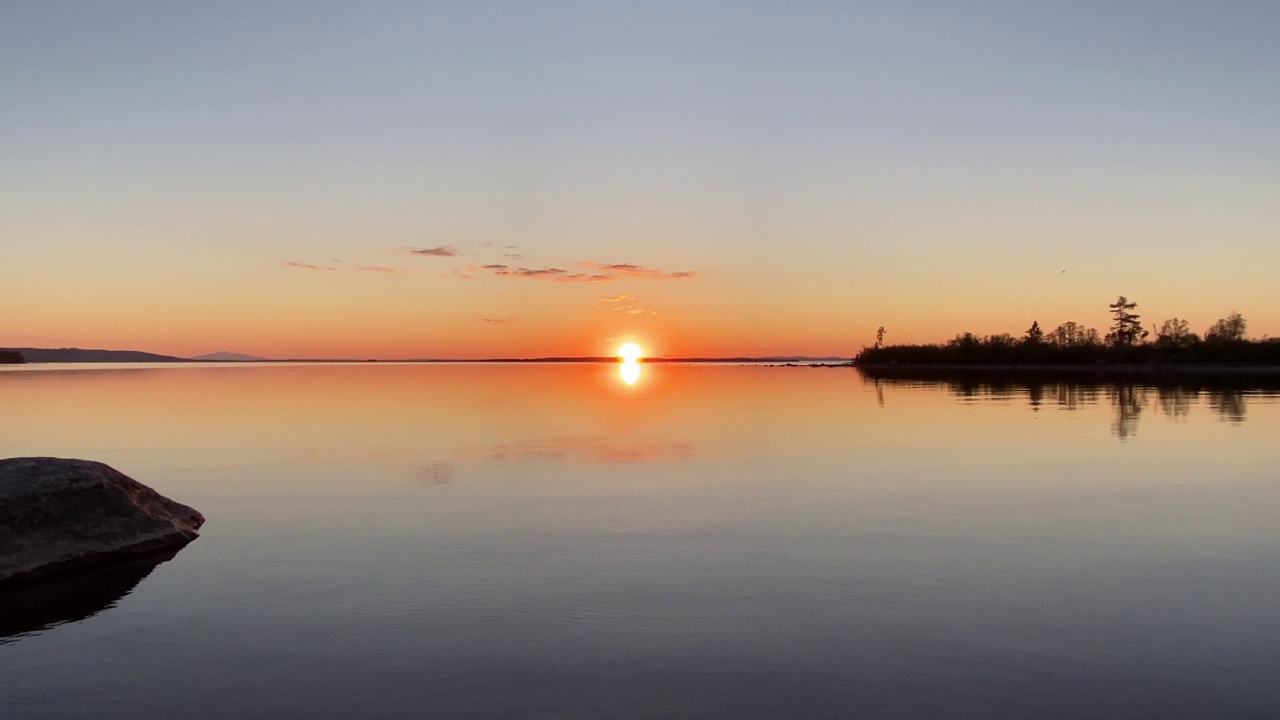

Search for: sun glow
xmin=618 ymin=343 xmax=643 ymax=362
xmin=619 ymin=361 xmax=641 ymax=386
xmin=617 ymin=342 xmax=643 ymax=386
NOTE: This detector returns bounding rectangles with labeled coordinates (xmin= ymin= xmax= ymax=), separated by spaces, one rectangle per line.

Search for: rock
xmin=0 ymin=458 xmax=204 ymax=587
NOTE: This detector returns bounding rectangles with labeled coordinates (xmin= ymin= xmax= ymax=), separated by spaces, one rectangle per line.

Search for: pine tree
xmin=1106 ymin=296 xmax=1147 ymax=347
xmin=1024 ymin=321 xmax=1044 ymax=344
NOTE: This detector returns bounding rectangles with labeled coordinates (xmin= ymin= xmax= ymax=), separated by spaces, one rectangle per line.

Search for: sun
xmin=618 ymin=342 xmax=643 ymax=362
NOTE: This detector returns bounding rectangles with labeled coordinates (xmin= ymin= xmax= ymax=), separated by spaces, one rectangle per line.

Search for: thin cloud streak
xmin=286 ymin=262 xmax=401 ymax=274
xmin=285 ymin=261 xmax=338 ymax=271
xmin=406 ymin=245 xmax=460 ymax=257
xmin=582 ymin=262 xmax=696 ymax=280
xmin=466 ymin=262 xmax=696 ymax=283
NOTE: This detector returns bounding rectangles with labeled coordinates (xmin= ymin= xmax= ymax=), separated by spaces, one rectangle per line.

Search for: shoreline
xmin=853 ymin=363 xmax=1280 ymax=376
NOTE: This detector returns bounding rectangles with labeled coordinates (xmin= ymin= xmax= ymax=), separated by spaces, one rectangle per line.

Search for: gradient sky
xmin=4 ymin=1 xmax=1278 ymax=358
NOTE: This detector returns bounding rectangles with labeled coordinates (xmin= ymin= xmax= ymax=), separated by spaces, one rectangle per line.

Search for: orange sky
xmin=5 ymin=241 xmax=1278 ymax=359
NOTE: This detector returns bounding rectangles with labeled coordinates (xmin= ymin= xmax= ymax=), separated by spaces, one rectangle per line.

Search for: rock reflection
xmin=0 ymin=546 xmax=187 ymax=644
xmin=859 ymin=367 xmax=1277 ymax=439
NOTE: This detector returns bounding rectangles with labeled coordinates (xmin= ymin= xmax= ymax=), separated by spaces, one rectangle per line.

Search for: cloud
xmin=470 ymin=437 xmax=695 ymax=465
xmin=504 ymin=267 xmax=573 ymax=279
xmin=415 ymin=462 xmax=456 ymax=485
xmin=504 ymin=253 xmax=526 ymax=261
xmin=580 ymin=262 xmax=697 ymax=280
xmin=286 ymin=261 xmax=402 ymax=274
xmin=466 ymin=262 xmax=696 ymax=283
xmin=482 ymin=316 xmax=515 ymax=323
xmin=406 ymin=245 xmax=459 ymax=257
xmin=478 ymin=241 xmax=493 ymax=248
xmin=474 ymin=266 xmax=603 ymax=281
xmin=600 ymin=295 xmax=636 ymax=303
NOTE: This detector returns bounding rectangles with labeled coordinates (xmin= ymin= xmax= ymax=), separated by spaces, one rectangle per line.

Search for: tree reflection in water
xmin=858 ymin=367 xmax=1276 ymax=440
xmin=1109 ymin=385 xmax=1147 ymax=440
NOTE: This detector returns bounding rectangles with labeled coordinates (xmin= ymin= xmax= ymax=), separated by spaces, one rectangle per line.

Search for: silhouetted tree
xmin=852 ymin=297 xmax=1276 ymax=367
xmin=1156 ymin=318 xmax=1197 ymax=349
xmin=0 ymin=350 xmax=24 ymax=364
xmin=1024 ymin=321 xmax=1044 ymax=344
xmin=1046 ymin=321 xmax=1093 ymax=348
xmin=1205 ymin=312 xmax=1247 ymax=343
xmin=1106 ymin=296 xmax=1147 ymax=347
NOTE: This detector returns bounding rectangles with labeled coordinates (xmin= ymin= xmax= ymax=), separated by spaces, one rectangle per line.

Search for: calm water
xmin=2 ymin=363 xmax=1279 ymax=719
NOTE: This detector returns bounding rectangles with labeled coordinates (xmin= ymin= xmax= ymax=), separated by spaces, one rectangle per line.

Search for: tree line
xmin=856 ymin=297 xmax=1280 ymax=366
xmin=0 ymin=350 xmax=25 ymax=364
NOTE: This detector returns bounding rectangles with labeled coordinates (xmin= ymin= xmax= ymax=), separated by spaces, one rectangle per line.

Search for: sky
xmin=3 ymin=1 xmax=1278 ymax=359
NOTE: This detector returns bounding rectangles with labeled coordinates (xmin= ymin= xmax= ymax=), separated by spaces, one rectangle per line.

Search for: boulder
xmin=0 ymin=458 xmax=204 ymax=586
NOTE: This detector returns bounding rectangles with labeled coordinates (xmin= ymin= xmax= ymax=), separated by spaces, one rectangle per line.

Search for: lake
xmin=2 ymin=363 xmax=1278 ymax=719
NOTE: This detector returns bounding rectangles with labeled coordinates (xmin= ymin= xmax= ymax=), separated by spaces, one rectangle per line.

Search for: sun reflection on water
xmin=619 ymin=360 xmax=641 ymax=386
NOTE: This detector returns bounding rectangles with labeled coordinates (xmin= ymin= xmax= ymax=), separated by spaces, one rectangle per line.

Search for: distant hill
xmin=191 ymin=351 xmax=270 ymax=362
xmin=0 ymin=348 xmax=188 ymax=363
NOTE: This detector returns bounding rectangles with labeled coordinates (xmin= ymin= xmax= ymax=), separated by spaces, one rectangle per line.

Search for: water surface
xmin=2 ymin=363 xmax=1278 ymax=719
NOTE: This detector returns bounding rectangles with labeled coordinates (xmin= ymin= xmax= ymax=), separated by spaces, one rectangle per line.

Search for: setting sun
xmin=618 ymin=343 xmax=643 ymax=362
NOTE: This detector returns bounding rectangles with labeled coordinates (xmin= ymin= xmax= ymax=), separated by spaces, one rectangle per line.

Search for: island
xmin=855 ymin=298 xmax=1280 ymax=374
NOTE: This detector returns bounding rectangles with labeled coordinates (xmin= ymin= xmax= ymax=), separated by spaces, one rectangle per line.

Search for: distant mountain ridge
xmin=191 ymin=351 xmax=270 ymax=362
xmin=1 ymin=347 xmax=188 ymax=363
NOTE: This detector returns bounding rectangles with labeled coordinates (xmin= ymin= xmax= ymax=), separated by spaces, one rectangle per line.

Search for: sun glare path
xmin=618 ymin=343 xmax=643 ymax=362
xmin=620 ymin=361 xmax=641 ymax=386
